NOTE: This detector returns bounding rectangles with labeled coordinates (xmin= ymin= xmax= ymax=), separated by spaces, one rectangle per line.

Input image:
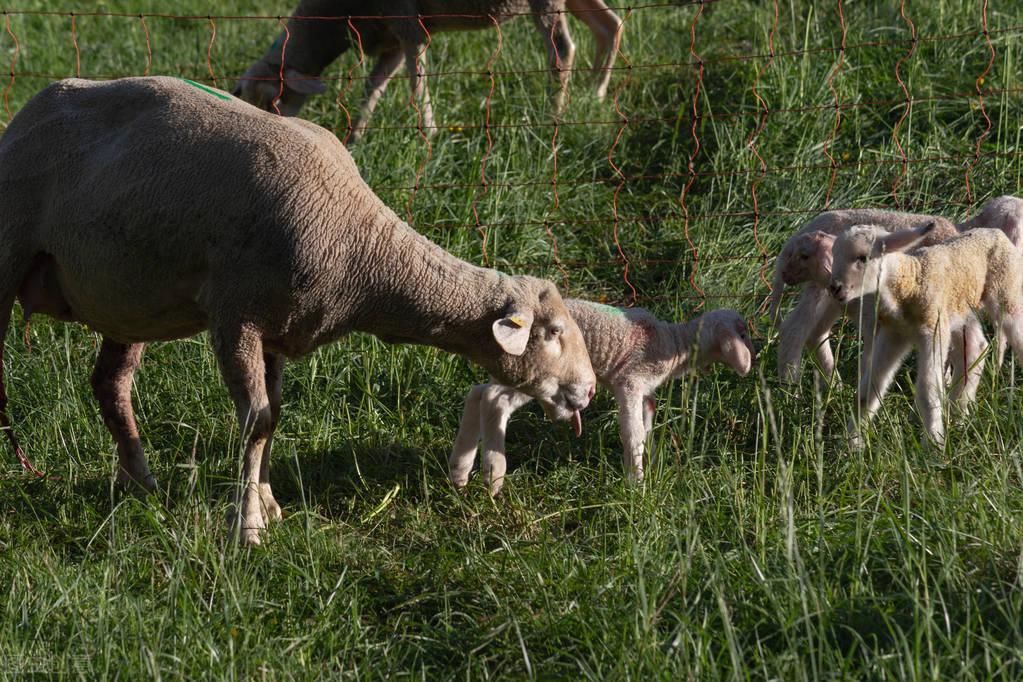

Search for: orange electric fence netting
xmin=0 ymin=1 xmax=1012 ymax=314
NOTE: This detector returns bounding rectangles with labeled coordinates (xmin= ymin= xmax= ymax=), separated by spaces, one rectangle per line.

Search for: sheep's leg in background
xmin=948 ymin=316 xmax=987 ymax=412
xmin=530 ymin=2 xmax=576 ymax=116
xmin=213 ymin=323 xmax=274 ymax=546
xmin=403 ymin=42 xmax=435 ymax=136
xmin=480 ymin=386 xmax=533 ymax=496
xmin=449 ymin=384 xmax=486 ymax=488
xmin=615 ymin=386 xmax=646 ymax=483
xmin=849 ymin=327 xmax=911 ymax=448
xmin=258 ymin=352 xmax=285 ymax=523
xmin=914 ymin=322 xmax=951 ymax=446
xmin=565 ymin=0 xmax=622 ymax=100
xmin=349 ymin=49 xmax=403 ymax=144
xmin=91 ymin=339 xmax=155 ymax=493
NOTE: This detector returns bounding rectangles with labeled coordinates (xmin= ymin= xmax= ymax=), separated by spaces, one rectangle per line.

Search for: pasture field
xmin=2 ymin=0 xmax=1023 ymax=678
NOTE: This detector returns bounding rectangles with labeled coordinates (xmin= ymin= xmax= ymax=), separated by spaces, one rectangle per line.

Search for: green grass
xmin=1 ymin=0 xmax=1022 ymax=678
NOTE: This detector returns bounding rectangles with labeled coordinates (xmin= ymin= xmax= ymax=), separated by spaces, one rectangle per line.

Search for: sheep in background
xmin=449 ymin=303 xmax=754 ymax=495
xmin=233 ymin=0 xmax=623 ymax=141
xmin=829 ymin=224 xmax=1023 ymax=446
xmin=0 ymin=77 xmax=596 ymax=545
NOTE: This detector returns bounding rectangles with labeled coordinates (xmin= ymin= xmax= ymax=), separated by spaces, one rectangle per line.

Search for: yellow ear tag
xmin=509 ymin=315 xmax=526 ymax=328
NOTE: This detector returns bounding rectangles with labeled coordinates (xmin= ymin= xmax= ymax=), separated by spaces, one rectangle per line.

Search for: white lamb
xmin=829 ymin=223 xmax=1023 ymax=446
xmin=449 ymin=302 xmax=755 ymax=495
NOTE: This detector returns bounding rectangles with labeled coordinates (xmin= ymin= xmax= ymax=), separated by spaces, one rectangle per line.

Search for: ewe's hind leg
xmin=212 ymin=323 xmax=274 ymax=546
xmin=565 ymin=0 xmax=622 ymax=100
xmin=258 ymin=352 xmax=284 ymax=523
xmin=531 ymin=2 xmax=576 ymax=116
xmin=449 ymin=384 xmax=486 ymax=488
xmin=480 ymin=386 xmax=533 ymax=496
xmin=915 ymin=324 xmax=952 ymax=446
xmin=90 ymin=339 xmax=155 ymax=492
xmin=948 ymin=317 xmax=987 ymax=412
xmin=850 ymin=328 xmax=911 ymax=447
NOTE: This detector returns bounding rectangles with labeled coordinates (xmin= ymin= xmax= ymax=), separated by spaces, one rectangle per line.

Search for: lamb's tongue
xmin=572 ymin=410 xmax=583 ymax=437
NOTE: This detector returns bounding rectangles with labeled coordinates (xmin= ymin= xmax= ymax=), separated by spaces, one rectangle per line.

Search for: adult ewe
xmin=0 ymin=77 xmax=595 ymax=545
xmin=232 ymin=0 xmax=623 ymax=141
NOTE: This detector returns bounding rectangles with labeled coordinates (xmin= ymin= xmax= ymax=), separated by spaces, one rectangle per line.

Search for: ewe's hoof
xmin=115 ymin=468 xmax=158 ymax=498
xmin=258 ymin=483 xmax=283 ymax=522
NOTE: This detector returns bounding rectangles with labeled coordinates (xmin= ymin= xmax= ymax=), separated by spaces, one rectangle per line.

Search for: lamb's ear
xmin=876 ymin=222 xmax=936 ymax=254
xmin=719 ymin=336 xmax=753 ymax=376
xmin=493 ymin=310 xmax=535 ymax=356
xmin=284 ymin=68 xmax=327 ymax=95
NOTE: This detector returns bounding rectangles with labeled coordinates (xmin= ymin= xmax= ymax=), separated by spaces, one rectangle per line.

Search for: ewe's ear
xmin=877 ymin=222 xmax=935 ymax=254
xmin=493 ymin=310 xmax=535 ymax=356
xmin=284 ymin=68 xmax=327 ymax=95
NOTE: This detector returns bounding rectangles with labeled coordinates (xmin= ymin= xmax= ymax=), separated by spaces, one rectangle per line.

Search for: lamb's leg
xmin=212 ymin=323 xmax=274 ymax=546
xmin=615 ymin=386 xmax=646 ymax=483
xmin=530 ymin=3 xmax=576 ymax=116
xmin=948 ymin=316 xmax=987 ymax=412
xmin=449 ymin=384 xmax=486 ymax=488
xmin=403 ymin=43 xmax=435 ymax=137
xmin=565 ymin=0 xmax=621 ymax=100
xmin=258 ymin=352 xmax=284 ymax=523
xmin=914 ymin=323 xmax=951 ymax=446
xmin=808 ymin=295 xmax=844 ymax=386
xmin=778 ymin=285 xmax=837 ymax=384
xmin=480 ymin=386 xmax=533 ymax=496
xmin=849 ymin=328 xmax=911 ymax=448
xmin=998 ymin=307 xmax=1023 ymax=366
xmin=349 ymin=49 xmax=403 ymax=144
xmin=90 ymin=339 xmax=155 ymax=493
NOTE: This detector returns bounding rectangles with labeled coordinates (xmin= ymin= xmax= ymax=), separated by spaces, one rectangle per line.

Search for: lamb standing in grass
xmin=0 ymin=77 xmax=596 ymax=545
xmin=829 ymin=224 xmax=1023 ymax=446
xmin=769 ymin=209 xmax=959 ymax=385
xmin=232 ymin=0 xmax=622 ymax=141
xmin=449 ymin=303 xmax=754 ymax=494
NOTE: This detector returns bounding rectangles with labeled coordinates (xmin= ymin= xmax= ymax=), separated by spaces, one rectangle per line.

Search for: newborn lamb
xmin=449 ymin=302 xmax=754 ymax=494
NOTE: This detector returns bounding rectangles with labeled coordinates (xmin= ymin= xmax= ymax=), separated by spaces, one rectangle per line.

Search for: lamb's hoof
xmin=239 ymin=527 xmax=263 ymax=547
xmin=228 ymin=509 xmax=265 ymax=547
xmin=449 ymin=473 xmax=470 ymax=490
xmin=847 ymin=432 xmax=864 ymax=452
xmin=259 ymin=483 xmax=283 ymax=522
xmin=486 ymin=477 xmax=504 ymax=498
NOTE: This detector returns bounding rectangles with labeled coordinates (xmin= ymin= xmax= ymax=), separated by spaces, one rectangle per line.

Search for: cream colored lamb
xmin=449 ymin=302 xmax=754 ymax=494
xmin=0 ymin=77 xmax=596 ymax=546
xmin=829 ymin=223 xmax=1023 ymax=446
xmin=233 ymin=0 xmax=623 ymax=141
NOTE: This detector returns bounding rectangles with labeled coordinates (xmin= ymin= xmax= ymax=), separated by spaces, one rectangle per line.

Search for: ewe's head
xmin=232 ymin=52 xmax=326 ymax=116
xmin=779 ymin=231 xmax=836 ymax=286
xmin=693 ymin=309 xmax=755 ymax=376
xmin=830 ymin=222 xmax=936 ymax=302
xmin=484 ymin=278 xmax=596 ymax=432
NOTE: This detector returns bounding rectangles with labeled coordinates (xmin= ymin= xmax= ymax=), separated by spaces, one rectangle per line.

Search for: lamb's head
xmin=693 ymin=309 xmax=755 ymax=376
xmin=779 ymin=231 xmax=836 ymax=286
xmin=231 ymin=41 xmax=327 ymax=116
xmin=829 ymin=223 xmax=935 ymax=303
xmin=483 ymin=278 xmax=596 ymax=432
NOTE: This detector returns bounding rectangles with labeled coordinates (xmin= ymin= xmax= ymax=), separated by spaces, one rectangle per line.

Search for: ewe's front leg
xmin=480 ymin=387 xmax=533 ymax=496
xmin=90 ymin=338 xmax=156 ymax=493
xmin=615 ymin=386 xmax=646 ymax=483
xmin=565 ymin=0 xmax=622 ymax=100
xmin=213 ymin=324 xmax=275 ymax=546
xmin=915 ymin=324 xmax=951 ymax=446
xmin=850 ymin=328 xmax=911 ymax=448
xmin=531 ymin=4 xmax=576 ymax=116
xmin=449 ymin=384 xmax=486 ymax=488
xmin=258 ymin=352 xmax=285 ymax=523
xmin=403 ymin=43 xmax=435 ymax=136
xmin=349 ymin=49 xmax=403 ymax=144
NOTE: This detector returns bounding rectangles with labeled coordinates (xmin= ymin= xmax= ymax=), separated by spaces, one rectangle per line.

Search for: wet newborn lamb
xmin=449 ymin=302 xmax=755 ymax=495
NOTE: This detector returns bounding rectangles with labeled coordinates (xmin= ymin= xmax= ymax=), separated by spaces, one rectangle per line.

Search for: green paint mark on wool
xmin=585 ymin=301 xmax=626 ymax=317
xmin=179 ymin=78 xmax=232 ymax=101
